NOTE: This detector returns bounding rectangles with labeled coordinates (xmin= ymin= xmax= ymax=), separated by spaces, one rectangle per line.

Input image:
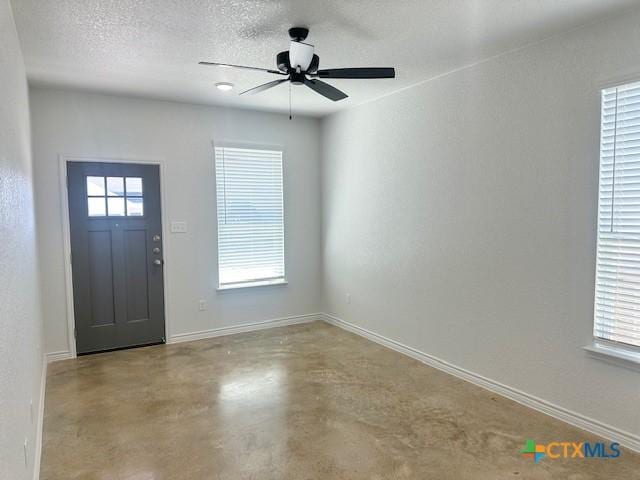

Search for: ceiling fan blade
xmin=199 ymin=61 xmax=286 ymax=75
xmin=239 ymin=79 xmax=289 ymax=95
xmin=303 ymin=78 xmax=348 ymax=102
xmin=315 ymin=67 xmax=395 ymax=79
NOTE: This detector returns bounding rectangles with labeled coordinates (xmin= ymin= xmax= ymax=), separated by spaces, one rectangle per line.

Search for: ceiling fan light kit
xmin=288 ymin=41 xmax=315 ymax=72
xmin=199 ymin=26 xmax=396 ymax=106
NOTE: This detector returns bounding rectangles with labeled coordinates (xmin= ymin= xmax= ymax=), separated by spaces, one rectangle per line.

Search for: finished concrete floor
xmin=42 ymin=321 xmax=640 ymax=479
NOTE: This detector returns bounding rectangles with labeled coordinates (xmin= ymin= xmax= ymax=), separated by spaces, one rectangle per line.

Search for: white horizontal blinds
xmin=215 ymin=146 xmax=285 ymax=286
xmin=595 ymin=80 xmax=640 ymax=348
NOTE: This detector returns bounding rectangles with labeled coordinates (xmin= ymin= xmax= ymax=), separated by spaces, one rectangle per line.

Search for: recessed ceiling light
xmin=215 ymin=82 xmax=234 ymax=91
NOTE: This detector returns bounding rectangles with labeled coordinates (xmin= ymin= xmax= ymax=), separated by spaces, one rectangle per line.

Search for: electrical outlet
xmin=346 ymin=293 xmax=351 ymax=304
xmin=198 ymin=300 xmax=207 ymax=311
xmin=23 ymin=438 xmax=28 ymax=467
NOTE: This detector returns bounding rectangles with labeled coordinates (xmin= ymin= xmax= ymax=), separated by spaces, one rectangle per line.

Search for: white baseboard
xmin=168 ymin=313 xmax=323 ymax=344
xmin=45 ymin=314 xmax=323 ymax=354
xmin=46 ymin=351 xmax=73 ymax=363
xmin=321 ymin=313 xmax=640 ymax=453
xmin=33 ymin=355 xmax=47 ymax=480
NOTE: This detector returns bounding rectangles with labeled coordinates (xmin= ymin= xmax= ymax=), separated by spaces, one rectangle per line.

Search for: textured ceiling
xmin=11 ymin=0 xmax=639 ymax=117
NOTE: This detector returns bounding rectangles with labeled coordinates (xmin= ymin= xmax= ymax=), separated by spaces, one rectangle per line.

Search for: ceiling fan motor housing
xmin=276 ymin=51 xmax=289 ymax=72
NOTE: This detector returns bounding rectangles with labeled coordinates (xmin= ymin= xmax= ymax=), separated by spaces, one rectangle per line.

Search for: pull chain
xmin=289 ymin=82 xmax=292 ymax=120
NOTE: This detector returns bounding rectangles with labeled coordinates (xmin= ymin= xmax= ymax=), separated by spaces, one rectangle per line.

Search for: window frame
xmin=587 ymin=77 xmax=640 ymax=367
xmin=213 ymin=141 xmax=287 ymax=291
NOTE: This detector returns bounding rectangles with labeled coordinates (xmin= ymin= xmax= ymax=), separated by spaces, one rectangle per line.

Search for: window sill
xmin=217 ymin=279 xmax=288 ymax=291
xmin=583 ymin=340 xmax=640 ymax=371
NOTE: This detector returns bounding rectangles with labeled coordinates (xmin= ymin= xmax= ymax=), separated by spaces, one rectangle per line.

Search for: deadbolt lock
xmin=153 ymin=235 xmax=161 ymax=242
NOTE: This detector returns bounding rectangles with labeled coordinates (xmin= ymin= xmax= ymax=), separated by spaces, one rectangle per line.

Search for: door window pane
xmin=106 ymin=177 xmax=125 ymax=196
xmin=126 ymin=177 xmax=143 ymax=196
xmin=87 ymin=176 xmax=105 ymax=196
xmin=88 ymin=197 xmax=106 ymax=217
xmin=126 ymin=197 xmax=144 ymax=216
xmin=86 ymin=175 xmax=145 ymax=217
xmin=107 ymin=197 xmax=125 ymax=216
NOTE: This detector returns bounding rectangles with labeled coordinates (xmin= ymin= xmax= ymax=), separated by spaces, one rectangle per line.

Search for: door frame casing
xmin=58 ymin=154 xmax=171 ymax=358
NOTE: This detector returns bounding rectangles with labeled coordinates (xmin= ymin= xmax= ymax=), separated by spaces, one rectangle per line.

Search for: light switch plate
xmin=170 ymin=221 xmax=187 ymax=233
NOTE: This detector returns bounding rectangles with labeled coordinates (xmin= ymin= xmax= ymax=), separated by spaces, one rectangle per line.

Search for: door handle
xmin=153 ymin=259 xmax=164 ymax=266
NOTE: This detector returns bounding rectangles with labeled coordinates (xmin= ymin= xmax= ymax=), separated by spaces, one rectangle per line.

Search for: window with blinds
xmin=594 ymin=80 xmax=640 ymax=348
xmin=215 ymin=146 xmax=285 ymax=288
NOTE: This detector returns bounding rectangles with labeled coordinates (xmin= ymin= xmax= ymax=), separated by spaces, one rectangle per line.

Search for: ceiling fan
xmin=199 ymin=27 xmax=395 ymax=102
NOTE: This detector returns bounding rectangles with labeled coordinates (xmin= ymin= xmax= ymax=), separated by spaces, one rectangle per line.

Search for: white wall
xmin=322 ymin=10 xmax=640 ymax=439
xmin=30 ymin=88 xmax=322 ymax=355
xmin=0 ymin=1 xmax=44 ymax=479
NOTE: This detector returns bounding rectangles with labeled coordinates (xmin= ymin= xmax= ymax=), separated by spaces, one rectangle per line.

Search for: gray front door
xmin=67 ymin=162 xmax=165 ymax=354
